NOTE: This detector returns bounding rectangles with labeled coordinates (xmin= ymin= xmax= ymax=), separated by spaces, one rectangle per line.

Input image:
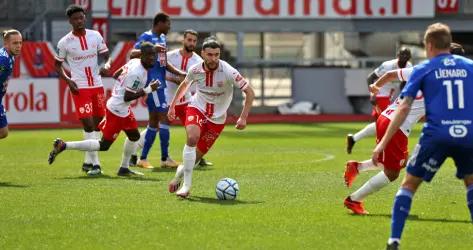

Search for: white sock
xmin=66 ymin=140 xmax=100 ymax=151
xmin=137 ymin=128 xmax=147 ymax=150
xmin=175 ymin=164 xmax=184 ymax=179
xmin=358 ymin=159 xmax=381 ymax=172
xmin=181 ymin=144 xmax=196 ymax=190
xmin=83 ymin=131 xmax=94 ymax=164
xmin=388 ymin=238 xmax=400 ymax=245
xmin=350 ymin=171 xmax=391 ymax=202
xmin=120 ymin=139 xmax=138 ymax=169
xmin=90 ymin=131 xmax=101 ymax=166
xmin=353 ymin=122 xmax=376 ymax=142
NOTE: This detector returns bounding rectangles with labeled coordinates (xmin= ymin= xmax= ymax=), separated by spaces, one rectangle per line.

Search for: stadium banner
xmin=4 ymin=79 xmax=60 ymax=124
xmin=92 ymin=0 xmax=435 ymax=19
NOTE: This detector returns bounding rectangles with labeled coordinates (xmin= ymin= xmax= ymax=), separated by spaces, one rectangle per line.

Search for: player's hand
xmin=177 ymin=74 xmax=186 ymax=84
xmin=67 ymin=79 xmax=79 ymax=95
xmin=368 ymin=84 xmax=380 ymax=95
xmin=167 ymin=106 xmax=176 ymax=121
xmin=99 ymin=64 xmax=111 ymax=77
xmin=235 ymin=117 xmax=247 ymax=130
xmin=149 ymin=79 xmax=160 ymax=91
xmin=154 ymin=44 xmax=166 ymax=53
xmin=371 ymin=143 xmax=384 ymax=166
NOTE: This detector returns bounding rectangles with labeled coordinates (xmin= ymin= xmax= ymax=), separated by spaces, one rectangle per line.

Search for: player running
xmin=48 ymin=42 xmax=158 ymax=177
xmin=165 ymin=29 xmax=213 ymax=168
xmin=346 ymin=49 xmax=411 ymax=154
xmin=0 ymin=29 xmax=22 ymax=139
xmin=54 ymin=4 xmax=112 ymax=175
xmin=344 ymin=43 xmax=465 ymax=215
xmin=369 ymin=23 xmax=473 ymax=249
xmin=167 ymin=37 xmax=255 ymax=198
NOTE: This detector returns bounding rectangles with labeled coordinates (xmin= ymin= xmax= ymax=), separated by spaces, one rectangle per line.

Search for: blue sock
xmin=390 ymin=188 xmax=414 ymax=243
xmin=159 ymin=123 xmax=170 ymax=161
xmin=140 ymin=126 xmax=158 ymax=160
xmin=467 ymin=184 xmax=473 ymax=222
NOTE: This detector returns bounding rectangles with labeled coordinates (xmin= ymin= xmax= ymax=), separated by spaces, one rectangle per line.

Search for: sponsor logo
xmin=449 ymin=124 xmax=468 ymax=138
xmin=443 ymin=58 xmax=456 ymax=66
xmin=188 ymin=116 xmax=194 ymax=121
xmin=3 ymin=83 xmax=48 ymax=112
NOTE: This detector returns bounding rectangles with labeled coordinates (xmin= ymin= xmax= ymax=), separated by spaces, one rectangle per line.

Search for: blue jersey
xmin=0 ymin=47 xmax=15 ymax=105
xmin=134 ymin=30 xmax=167 ymax=88
xmin=401 ymin=54 xmax=473 ymax=147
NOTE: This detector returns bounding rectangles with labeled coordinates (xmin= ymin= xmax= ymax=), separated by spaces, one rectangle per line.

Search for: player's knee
xmin=463 ymin=174 xmax=473 ymax=187
xmin=0 ymin=131 xmax=8 ymax=139
xmin=384 ymin=169 xmax=400 ymax=182
xmin=186 ymin=135 xmax=199 ymax=146
xmin=128 ymin=134 xmax=140 ymax=142
xmin=99 ymin=141 xmax=112 ymax=151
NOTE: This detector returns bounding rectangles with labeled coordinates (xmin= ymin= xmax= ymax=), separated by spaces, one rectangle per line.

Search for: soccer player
xmin=55 ymin=5 xmax=111 ymax=175
xmin=0 ymin=29 xmax=22 ymax=139
xmin=128 ymin=12 xmax=186 ymax=169
xmin=346 ymin=49 xmax=412 ymax=154
xmin=165 ymin=29 xmax=213 ymax=168
xmin=167 ymin=38 xmax=255 ymax=198
xmin=343 ymin=43 xmax=467 ymax=215
xmin=370 ymin=23 xmax=473 ymax=250
xmin=48 ymin=42 xmax=158 ymax=176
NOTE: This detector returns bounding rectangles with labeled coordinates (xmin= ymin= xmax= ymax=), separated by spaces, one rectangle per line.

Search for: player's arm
xmin=124 ymin=79 xmax=159 ymax=102
xmin=166 ymin=63 xmax=186 ymax=83
xmin=236 ymin=84 xmax=255 ymax=130
xmin=54 ymin=59 xmax=79 ymax=95
xmin=369 ymin=70 xmax=398 ymax=94
xmin=372 ymin=96 xmax=413 ymax=165
xmin=98 ymin=51 xmax=112 ymax=76
xmin=167 ymin=78 xmax=191 ymax=121
xmin=130 ymin=45 xmax=166 ymax=59
xmin=166 ymin=74 xmax=181 ymax=84
xmin=367 ymin=72 xmax=380 ymax=105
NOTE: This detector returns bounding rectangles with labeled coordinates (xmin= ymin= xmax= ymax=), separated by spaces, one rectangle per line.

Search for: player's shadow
xmin=59 ymin=175 xmax=161 ymax=182
xmin=0 ymin=182 xmax=29 ymax=188
xmin=152 ymin=167 xmax=214 ymax=173
xmin=185 ymin=195 xmax=264 ymax=206
xmin=365 ymin=213 xmax=471 ymax=224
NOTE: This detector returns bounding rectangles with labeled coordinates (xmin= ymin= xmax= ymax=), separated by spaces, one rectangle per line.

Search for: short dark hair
xmin=153 ymin=12 xmax=170 ymax=26
xmin=450 ymin=42 xmax=465 ymax=56
xmin=184 ymin=29 xmax=198 ymax=38
xmin=424 ymin=23 xmax=452 ymax=50
xmin=202 ymin=36 xmax=221 ymax=50
xmin=3 ymin=29 xmax=21 ymax=41
xmin=66 ymin=4 xmax=85 ymax=17
xmin=140 ymin=41 xmax=154 ymax=53
xmin=397 ymin=47 xmax=411 ymax=59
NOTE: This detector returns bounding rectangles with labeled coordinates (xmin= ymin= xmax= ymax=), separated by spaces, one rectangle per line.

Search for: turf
xmin=0 ymin=123 xmax=471 ymax=249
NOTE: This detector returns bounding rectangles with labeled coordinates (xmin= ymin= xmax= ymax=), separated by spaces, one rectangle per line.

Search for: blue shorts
xmin=0 ymin=104 xmax=7 ymax=128
xmin=146 ymin=88 xmax=168 ymax=113
xmin=406 ymin=136 xmax=473 ymax=182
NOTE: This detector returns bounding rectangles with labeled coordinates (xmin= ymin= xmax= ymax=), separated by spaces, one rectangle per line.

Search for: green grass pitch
xmin=0 ymin=123 xmax=471 ymax=249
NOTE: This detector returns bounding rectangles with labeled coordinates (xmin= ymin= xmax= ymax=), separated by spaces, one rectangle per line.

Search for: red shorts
xmin=175 ymin=103 xmax=189 ymax=125
xmin=371 ymin=96 xmax=391 ymax=119
xmin=72 ymin=87 xmax=106 ymax=120
xmin=99 ymin=109 xmax=138 ymax=142
xmin=376 ymin=115 xmax=408 ymax=171
xmin=185 ymin=107 xmax=225 ymax=154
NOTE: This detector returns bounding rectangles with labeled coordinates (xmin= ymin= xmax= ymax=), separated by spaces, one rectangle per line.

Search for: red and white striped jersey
xmin=186 ymin=60 xmax=249 ymax=124
xmin=107 ymin=58 xmax=148 ymax=117
xmin=166 ymin=49 xmax=203 ymax=105
xmin=381 ymin=66 xmax=425 ymax=136
xmin=55 ymin=29 xmax=108 ymax=89
xmin=374 ymin=59 xmax=412 ymax=98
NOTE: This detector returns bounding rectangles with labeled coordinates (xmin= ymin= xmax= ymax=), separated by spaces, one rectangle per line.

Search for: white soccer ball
xmin=215 ymin=178 xmax=239 ymax=200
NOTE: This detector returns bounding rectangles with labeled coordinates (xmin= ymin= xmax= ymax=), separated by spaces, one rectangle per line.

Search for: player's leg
xmin=387 ymin=142 xmax=447 ymax=248
xmin=90 ymin=88 xmax=106 ymax=171
xmin=138 ymin=108 xmax=159 ymax=168
xmin=0 ymin=107 xmax=8 ymax=139
xmin=346 ymin=122 xmax=376 ymax=154
xmin=158 ymin=110 xmax=179 ymax=168
xmin=450 ymin=147 xmax=473 ymax=222
xmin=464 ymin=174 xmax=473 ymax=222
xmin=118 ymin=128 xmax=144 ymax=176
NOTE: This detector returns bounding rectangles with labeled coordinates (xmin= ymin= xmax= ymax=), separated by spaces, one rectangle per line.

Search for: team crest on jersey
xmin=188 ymin=116 xmax=194 ymax=122
xmin=443 ymin=58 xmax=456 ymax=66
xmin=79 ymin=107 xmax=85 ymax=114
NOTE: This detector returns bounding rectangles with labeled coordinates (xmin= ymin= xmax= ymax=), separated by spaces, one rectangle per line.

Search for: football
xmin=215 ymin=178 xmax=239 ymax=200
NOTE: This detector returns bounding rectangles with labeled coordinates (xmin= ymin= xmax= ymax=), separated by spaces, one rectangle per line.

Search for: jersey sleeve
xmin=400 ymin=65 xmax=425 ymax=99
xmin=397 ymin=67 xmax=413 ymax=82
xmin=97 ymin=32 xmax=109 ymax=54
xmin=374 ymin=61 xmax=389 ymax=77
xmin=55 ymin=39 xmax=66 ymax=62
xmin=228 ymin=65 xmax=249 ymax=90
xmin=123 ymin=73 xmax=143 ymax=93
xmin=184 ymin=66 xmax=196 ymax=83
xmin=134 ymin=33 xmax=150 ymax=49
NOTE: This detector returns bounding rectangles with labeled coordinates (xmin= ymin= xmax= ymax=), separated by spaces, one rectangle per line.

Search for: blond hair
xmin=2 ymin=29 xmax=21 ymax=41
xmin=424 ymin=23 xmax=452 ymax=50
